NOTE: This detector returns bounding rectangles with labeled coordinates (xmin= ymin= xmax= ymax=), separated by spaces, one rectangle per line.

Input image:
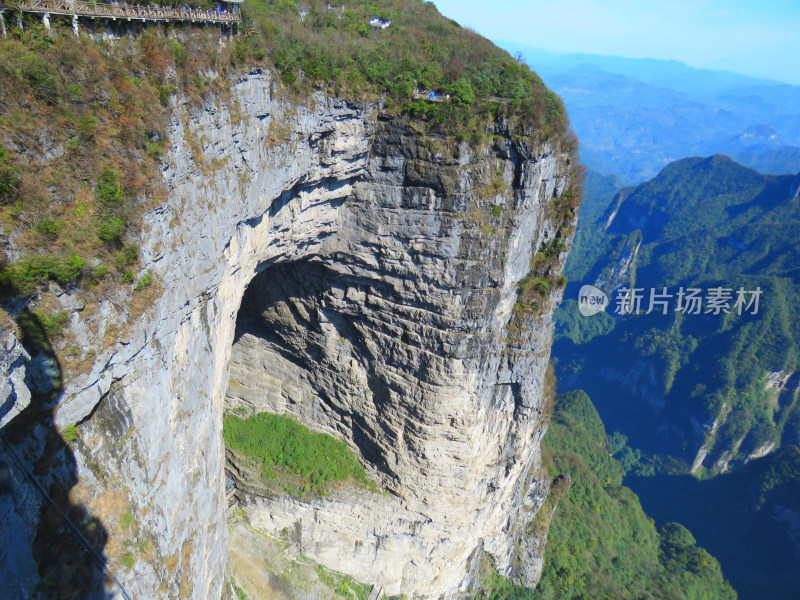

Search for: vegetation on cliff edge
xmin=238 ymin=0 xmax=571 ymax=142
xmin=0 ymin=2 xmax=576 ymax=380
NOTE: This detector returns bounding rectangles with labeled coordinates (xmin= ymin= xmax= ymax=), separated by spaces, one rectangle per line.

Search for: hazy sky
xmin=432 ymin=0 xmax=800 ymax=85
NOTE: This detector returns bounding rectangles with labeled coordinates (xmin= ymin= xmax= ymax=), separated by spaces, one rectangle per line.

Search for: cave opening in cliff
xmin=223 ymin=260 xmax=395 ymax=498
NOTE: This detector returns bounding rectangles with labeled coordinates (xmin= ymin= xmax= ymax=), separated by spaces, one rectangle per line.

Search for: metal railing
xmin=11 ymin=0 xmax=240 ymax=23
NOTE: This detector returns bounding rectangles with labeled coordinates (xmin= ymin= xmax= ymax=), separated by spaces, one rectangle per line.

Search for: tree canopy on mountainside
xmin=555 ymin=156 xmax=800 ymax=472
xmin=477 ymin=390 xmax=736 ymax=600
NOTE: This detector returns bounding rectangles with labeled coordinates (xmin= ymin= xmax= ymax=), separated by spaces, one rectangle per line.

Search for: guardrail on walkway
xmin=6 ymin=0 xmax=240 ymax=24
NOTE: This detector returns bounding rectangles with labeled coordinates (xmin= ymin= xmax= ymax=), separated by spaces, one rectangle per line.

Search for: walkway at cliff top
xmin=5 ymin=0 xmax=241 ymax=25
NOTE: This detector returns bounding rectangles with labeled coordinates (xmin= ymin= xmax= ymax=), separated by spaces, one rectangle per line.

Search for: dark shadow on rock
xmin=1 ymin=311 xmax=113 ymax=600
xmin=230 ymin=260 xmax=398 ymax=481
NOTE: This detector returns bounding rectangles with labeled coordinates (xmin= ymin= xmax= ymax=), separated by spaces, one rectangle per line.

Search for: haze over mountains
xmin=502 ymin=44 xmax=800 ymax=182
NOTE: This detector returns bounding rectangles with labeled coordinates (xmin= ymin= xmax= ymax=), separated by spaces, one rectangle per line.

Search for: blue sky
xmin=432 ymin=0 xmax=800 ymax=85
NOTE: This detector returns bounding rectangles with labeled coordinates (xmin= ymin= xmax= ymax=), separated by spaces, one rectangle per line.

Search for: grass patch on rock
xmin=223 ymin=412 xmax=376 ymax=495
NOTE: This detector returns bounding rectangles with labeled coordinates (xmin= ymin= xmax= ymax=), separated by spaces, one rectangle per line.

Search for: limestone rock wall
xmin=1 ymin=69 xmax=573 ymax=599
xmin=224 ymin=115 xmax=571 ymax=595
xmin=0 ymin=326 xmax=31 ymax=429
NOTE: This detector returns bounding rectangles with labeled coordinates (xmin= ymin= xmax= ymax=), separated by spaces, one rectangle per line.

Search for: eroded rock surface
xmin=0 ymin=326 xmax=30 ymax=429
xmin=1 ymin=70 xmax=574 ymax=599
xmin=224 ymin=114 xmax=572 ymax=595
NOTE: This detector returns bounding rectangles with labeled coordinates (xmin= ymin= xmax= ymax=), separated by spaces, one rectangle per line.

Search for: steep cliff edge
xmin=1 ymin=65 xmax=575 ymax=599
xmin=224 ymin=105 xmax=572 ymax=595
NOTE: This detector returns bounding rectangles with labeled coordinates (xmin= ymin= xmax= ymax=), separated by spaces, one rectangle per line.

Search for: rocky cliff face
xmin=1 ymin=70 xmax=573 ymax=599
xmin=0 ymin=326 xmax=31 ymax=430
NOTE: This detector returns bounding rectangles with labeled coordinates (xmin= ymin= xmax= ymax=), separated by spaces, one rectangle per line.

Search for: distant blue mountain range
xmin=502 ymin=44 xmax=800 ymax=182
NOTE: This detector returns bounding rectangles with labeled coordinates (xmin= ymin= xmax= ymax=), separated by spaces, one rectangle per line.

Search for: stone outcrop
xmin=224 ymin=112 xmax=571 ymax=596
xmin=0 ymin=325 xmax=30 ymax=429
xmin=1 ymin=69 xmax=573 ymax=599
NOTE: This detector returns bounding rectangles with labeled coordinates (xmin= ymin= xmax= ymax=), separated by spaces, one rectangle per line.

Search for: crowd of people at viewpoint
xmin=180 ymin=4 xmax=234 ymax=15
xmin=103 ymin=1 xmax=235 ymax=16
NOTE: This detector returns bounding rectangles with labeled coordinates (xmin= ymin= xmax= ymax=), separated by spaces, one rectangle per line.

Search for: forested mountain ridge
xmin=551 ymin=154 xmax=800 ymax=600
xmin=555 ymin=156 xmax=800 ymax=474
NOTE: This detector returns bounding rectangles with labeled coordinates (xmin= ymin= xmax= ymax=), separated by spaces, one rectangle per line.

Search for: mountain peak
xmin=740 ymin=124 xmax=777 ymax=138
xmin=657 ymin=154 xmax=756 ymax=179
xmin=701 ymin=154 xmax=742 ymax=170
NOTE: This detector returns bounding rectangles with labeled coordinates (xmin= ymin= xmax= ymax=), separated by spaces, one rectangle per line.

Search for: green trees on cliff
xmin=0 ymin=1 xmax=571 ymax=309
xmin=239 ymin=0 xmax=569 ymax=138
